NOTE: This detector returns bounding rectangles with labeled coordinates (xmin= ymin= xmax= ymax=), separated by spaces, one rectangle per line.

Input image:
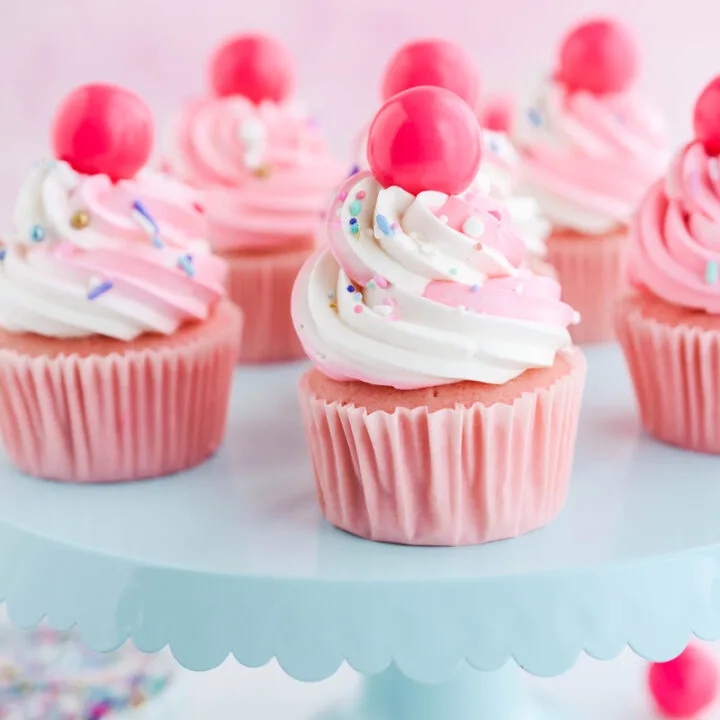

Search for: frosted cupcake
xmin=166 ymin=33 xmax=343 ymax=363
xmin=0 ymin=84 xmax=241 ymax=483
xmin=513 ymin=18 xmax=667 ymax=344
xmin=616 ymin=77 xmax=720 ymax=453
xmin=293 ymin=87 xmax=586 ymax=546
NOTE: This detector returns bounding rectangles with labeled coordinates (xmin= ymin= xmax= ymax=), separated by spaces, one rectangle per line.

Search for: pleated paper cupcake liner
xmin=0 ymin=301 xmax=242 ymax=483
xmin=298 ymin=348 xmax=587 ymax=546
xmin=616 ymin=299 xmax=720 ymax=453
xmin=547 ymin=229 xmax=628 ymax=345
xmin=223 ymin=246 xmax=313 ymax=363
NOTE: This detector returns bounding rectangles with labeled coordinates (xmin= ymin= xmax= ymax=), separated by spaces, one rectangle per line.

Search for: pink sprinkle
xmin=356 ymin=190 xmax=366 ymax=200
xmin=374 ymin=275 xmax=389 ymax=289
xmin=338 ymin=191 xmax=348 ymax=201
xmin=354 ymin=305 xmax=363 ymax=314
xmin=391 ymin=221 xmax=399 ymax=230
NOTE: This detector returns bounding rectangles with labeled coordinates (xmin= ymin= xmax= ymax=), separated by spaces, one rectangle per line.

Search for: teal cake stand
xmin=0 ymin=346 xmax=719 ymax=719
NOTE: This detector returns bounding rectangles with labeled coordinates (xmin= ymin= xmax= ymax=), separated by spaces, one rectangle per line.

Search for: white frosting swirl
xmin=473 ymin=131 xmax=550 ymax=257
xmin=0 ymin=161 xmax=226 ymax=341
xmin=292 ymin=172 xmax=577 ymax=390
xmin=513 ymin=79 xmax=667 ymax=235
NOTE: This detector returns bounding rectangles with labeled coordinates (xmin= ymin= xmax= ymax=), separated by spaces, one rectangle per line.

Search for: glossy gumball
xmin=209 ymin=33 xmax=295 ymax=104
xmin=694 ymin=76 xmax=720 ymax=157
xmin=648 ymin=644 xmax=719 ymax=718
xmin=51 ymin=84 xmax=153 ymax=182
xmin=556 ymin=19 xmax=639 ymax=95
xmin=381 ymin=38 xmax=481 ymax=110
xmin=367 ymin=86 xmax=482 ymax=197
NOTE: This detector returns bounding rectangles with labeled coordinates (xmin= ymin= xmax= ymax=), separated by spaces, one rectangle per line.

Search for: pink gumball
xmin=556 ymin=18 xmax=639 ymax=95
xmin=648 ymin=644 xmax=719 ymax=718
xmin=367 ymin=86 xmax=482 ymax=197
xmin=480 ymin=94 xmax=515 ymax=133
xmin=381 ymin=38 xmax=481 ymax=111
xmin=209 ymin=33 xmax=295 ymax=104
xmin=694 ymin=76 xmax=720 ymax=157
xmin=51 ymin=84 xmax=153 ymax=182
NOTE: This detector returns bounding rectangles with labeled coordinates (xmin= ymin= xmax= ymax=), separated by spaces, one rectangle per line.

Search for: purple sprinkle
xmin=348 ymin=164 xmax=360 ymax=177
xmin=132 ymin=200 xmax=159 ymax=233
xmin=88 ymin=280 xmax=113 ymax=301
xmin=346 ymin=284 xmax=355 ymax=293
xmin=0 ymin=248 xmax=6 ymax=261
xmin=471 ymin=284 xmax=480 ymax=293
xmin=349 ymin=217 xmax=358 ymax=225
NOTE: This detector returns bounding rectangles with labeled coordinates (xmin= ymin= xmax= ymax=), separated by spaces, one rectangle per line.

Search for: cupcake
xmin=293 ymin=86 xmax=586 ymax=546
xmin=513 ymin=18 xmax=667 ymax=344
xmin=0 ymin=83 xmax=241 ymax=483
xmin=616 ymin=77 xmax=720 ymax=453
xmin=165 ymin=33 xmax=343 ymax=363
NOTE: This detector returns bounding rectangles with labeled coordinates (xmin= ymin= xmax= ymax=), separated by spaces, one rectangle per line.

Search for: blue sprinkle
xmin=29 ymin=225 xmax=45 ymax=242
xmin=350 ymin=223 xmax=360 ymax=235
xmin=349 ymin=217 xmax=358 ymax=225
xmin=706 ymin=260 xmax=719 ymax=285
xmin=349 ymin=200 xmax=362 ymax=217
xmin=152 ymin=235 xmax=165 ymax=249
xmin=471 ymin=284 xmax=480 ymax=293
xmin=346 ymin=284 xmax=355 ymax=293
xmin=0 ymin=248 xmax=6 ymax=261
xmin=489 ymin=139 xmax=500 ymax=154
xmin=376 ymin=214 xmax=393 ymax=236
xmin=353 ymin=291 xmax=363 ymax=302
xmin=177 ymin=254 xmax=196 ymax=277
xmin=87 ymin=280 xmax=113 ymax=301
xmin=347 ymin=164 xmax=360 ymax=177
xmin=132 ymin=200 xmax=159 ymax=233
xmin=527 ymin=107 xmax=542 ymax=127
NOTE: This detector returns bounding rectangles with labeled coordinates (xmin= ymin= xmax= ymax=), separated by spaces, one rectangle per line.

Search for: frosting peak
xmin=0 ymin=161 xmax=226 ymax=341
xmin=628 ymin=141 xmax=720 ymax=313
xmin=514 ymin=79 xmax=667 ymax=235
xmin=293 ymin=171 xmax=577 ymax=390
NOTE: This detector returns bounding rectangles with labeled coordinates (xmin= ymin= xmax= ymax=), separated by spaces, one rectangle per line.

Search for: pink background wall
xmin=0 ymin=0 xmax=716 ymax=224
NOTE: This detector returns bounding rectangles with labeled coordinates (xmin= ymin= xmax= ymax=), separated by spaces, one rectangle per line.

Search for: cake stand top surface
xmin=0 ymin=346 xmax=718 ymax=681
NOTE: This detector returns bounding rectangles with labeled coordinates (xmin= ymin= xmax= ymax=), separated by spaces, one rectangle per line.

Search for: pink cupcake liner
xmin=298 ymin=349 xmax=587 ymax=546
xmin=0 ymin=301 xmax=242 ymax=483
xmin=616 ymin=299 xmax=720 ymax=453
xmin=546 ymin=229 xmax=628 ymax=345
xmin=223 ymin=246 xmax=313 ymax=363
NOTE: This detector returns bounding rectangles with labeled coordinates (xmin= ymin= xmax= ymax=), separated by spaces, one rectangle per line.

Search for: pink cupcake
xmin=292 ymin=87 xmax=586 ymax=546
xmin=616 ymin=77 xmax=720 ymax=453
xmin=513 ymin=18 xmax=667 ymax=344
xmin=165 ymin=33 xmax=343 ymax=363
xmin=0 ymin=84 xmax=241 ymax=483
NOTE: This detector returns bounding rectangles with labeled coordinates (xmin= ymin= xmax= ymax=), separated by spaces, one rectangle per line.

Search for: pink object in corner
xmin=298 ymin=347 xmax=586 ymax=547
xmin=0 ymin=301 xmax=242 ymax=483
xmin=648 ymin=643 xmax=719 ymax=718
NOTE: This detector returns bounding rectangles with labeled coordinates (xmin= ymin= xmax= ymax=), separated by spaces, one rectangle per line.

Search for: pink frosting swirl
xmin=0 ymin=161 xmax=226 ymax=341
xmin=514 ymin=80 xmax=667 ymax=235
xmin=166 ymin=96 xmax=343 ymax=251
xmin=628 ymin=141 xmax=720 ymax=313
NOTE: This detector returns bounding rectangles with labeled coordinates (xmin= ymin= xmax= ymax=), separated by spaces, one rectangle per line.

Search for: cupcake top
xmin=165 ymin=33 xmax=342 ymax=252
xmin=513 ymin=18 xmax=667 ymax=235
xmin=0 ymin=84 xmax=226 ymax=342
xmin=474 ymin=131 xmax=550 ymax=258
xmin=628 ymin=77 xmax=720 ymax=314
xmin=293 ymin=87 xmax=578 ymax=390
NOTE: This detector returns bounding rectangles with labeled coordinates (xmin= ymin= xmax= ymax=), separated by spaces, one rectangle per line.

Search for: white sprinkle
xmin=572 ymin=311 xmax=581 ymax=325
xmin=439 ymin=215 xmax=449 ymax=224
xmin=463 ymin=216 xmax=485 ymax=238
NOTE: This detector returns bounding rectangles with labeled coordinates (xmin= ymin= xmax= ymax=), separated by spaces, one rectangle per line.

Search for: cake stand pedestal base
xmin=317 ymin=664 xmax=562 ymax=720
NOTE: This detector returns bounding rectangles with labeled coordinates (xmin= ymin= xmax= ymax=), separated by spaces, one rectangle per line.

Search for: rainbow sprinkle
xmin=87 ymin=280 xmax=113 ymax=300
xmin=132 ymin=200 xmax=164 ymax=249
xmin=177 ymin=254 xmax=196 ymax=277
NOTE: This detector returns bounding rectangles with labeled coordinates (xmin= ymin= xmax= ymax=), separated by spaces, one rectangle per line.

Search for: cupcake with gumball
xmin=616 ymin=76 xmax=720 ymax=454
xmin=165 ymin=33 xmax=344 ymax=363
xmin=293 ymin=86 xmax=586 ymax=546
xmin=0 ymin=83 xmax=241 ymax=483
xmin=513 ymin=18 xmax=668 ymax=344
xmin=354 ymin=38 xmax=553 ymax=273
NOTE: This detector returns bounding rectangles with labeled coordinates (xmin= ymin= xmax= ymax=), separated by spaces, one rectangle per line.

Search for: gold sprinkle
xmin=329 ymin=302 xmax=338 ymax=311
xmin=253 ymin=163 xmax=272 ymax=179
xmin=70 ymin=210 xmax=90 ymax=229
